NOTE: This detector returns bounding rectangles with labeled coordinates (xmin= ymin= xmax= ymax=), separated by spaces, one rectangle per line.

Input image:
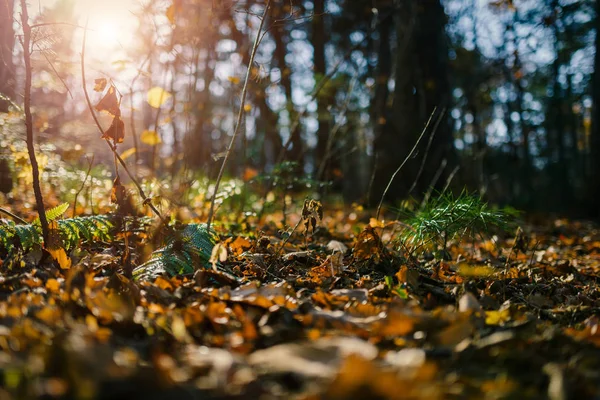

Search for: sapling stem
xmin=206 ymin=0 xmax=272 ymax=231
xmin=20 ymin=0 xmax=50 ymax=245
xmin=81 ymin=22 xmax=164 ymax=223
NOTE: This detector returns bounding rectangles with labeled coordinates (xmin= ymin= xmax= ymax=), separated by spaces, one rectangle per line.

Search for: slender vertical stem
xmin=206 ymin=0 xmax=271 ymax=231
xmin=20 ymin=0 xmax=50 ymax=244
xmin=81 ymin=22 xmax=164 ymax=222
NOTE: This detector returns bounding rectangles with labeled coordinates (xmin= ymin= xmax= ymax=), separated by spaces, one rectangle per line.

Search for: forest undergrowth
xmin=1 ymin=2 xmax=600 ymax=397
xmin=1 ymin=179 xmax=600 ymax=399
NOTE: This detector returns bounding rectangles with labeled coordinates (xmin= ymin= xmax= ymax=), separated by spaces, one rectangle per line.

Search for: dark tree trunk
xmin=185 ymin=40 xmax=216 ymax=172
xmin=371 ymin=0 xmax=451 ymax=205
xmin=272 ymin=6 xmax=302 ymax=166
xmin=588 ymin=0 xmax=600 ymax=217
xmin=313 ymin=0 xmax=332 ymax=178
xmin=0 ymin=0 xmax=14 ymax=194
xmin=368 ymin=14 xmax=393 ymax=206
xmin=256 ymin=84 xmax=283 ymax=168
xmin=514 ymin=51 xmax=533 ymax=206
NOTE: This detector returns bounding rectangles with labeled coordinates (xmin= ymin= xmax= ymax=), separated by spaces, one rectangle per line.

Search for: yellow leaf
xmin=141 ymin=130 xmax=162 ymax=146
xmin=120 ymin=147 xmax=136 ymax=161
xmin=209 ymin=243 xmax=227 ymax=271
xmin=227 ymin=76 xmax=241 ymax=84
xmin=121 ymin=147 xmax=135 ymax=160
xmin=457 ymin=263 xmax=495 ymax=278
xmin=47 ymin=247 xmax=72 ymax=270
xmin=485 ymin=309 xmax=511 ymax=326
xmin=111 ymin=60 xmax=130 ymax=72
xmin=46 ymin=278 xmax=61 ymax=292
xmin=147 ymin=87 xmax=172 ymax=108
xmin=369 ymin=218 xmax=385 ymax=228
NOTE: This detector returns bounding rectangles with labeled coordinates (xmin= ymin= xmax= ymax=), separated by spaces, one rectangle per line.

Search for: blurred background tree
xmin=1 ymin=0 xmax=600 ymax=216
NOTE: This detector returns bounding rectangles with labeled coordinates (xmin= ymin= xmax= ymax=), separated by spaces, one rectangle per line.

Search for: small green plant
xmin=132 ymin=223 xmax=217 ymax=281
xmin=0 ymin=211 xmax=115 ymax=252
xmin=397 ymin=191 xmax=517 ymax=258
xmin=384 ymin=276 xmax=409 ymax=299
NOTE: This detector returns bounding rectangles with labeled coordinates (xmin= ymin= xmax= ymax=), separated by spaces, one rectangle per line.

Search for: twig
xmin=376 ymin=108 xmax=438 ymax=221
xmin=441 ymin=164 xmax=460 ymax=194
xmin=0 ymin=93 xmax=22 ymax=112
xmin=128 ymin=52 xmax=152 ymax=170
xmin=206 ymin=0 xmax=272 ymax=231
xmin=20 ymin=0 xmax=50 ymax=244
xmin=0 ymin=207 xmax=27 ymax=224
xmin=30 ymin=22 xmax=87 ymax=30
xmin=72 ymin=155 xmax=94 ymax=217
xmin=366 ymin=153 xmax=379 ymax=207
xmin=80 ymin=21 xmax=164 ymax=222
xmin=420 ymin=159 xmax=448 ymax=210
xmin=36 ymin=43 xmax=74 ymax=99
xmin=275 ymin=218 xmax=302 ymax=259
xmin=407 ymin=108 xmax=446 ymax=195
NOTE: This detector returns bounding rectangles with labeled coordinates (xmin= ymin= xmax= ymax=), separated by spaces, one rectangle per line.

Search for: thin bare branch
xmin=206 ymin=0 xmax=272 ymax=231
xmin=0 ymin=207 xmax=27 ymax=224
xmin=72 ymin=155 xmax=95 ymax=218
xmin=20 ymin=0 xmax=50 ymax=244
xmin=80 ymin=21 xmax=164 ymax=222
xmin=376 ymin=107 xmax=438 ymax=221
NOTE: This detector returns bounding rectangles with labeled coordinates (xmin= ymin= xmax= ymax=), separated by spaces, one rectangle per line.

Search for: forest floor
xmin=1 ymin=199 xmax=600 ymax=399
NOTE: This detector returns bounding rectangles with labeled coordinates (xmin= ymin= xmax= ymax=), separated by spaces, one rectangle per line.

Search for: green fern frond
xmin=0 ymin=219 xmax=16 ymax=250
xmin=133 ymin=223 xmax=217 ymax=281
xmin=0 ymin=214 xmax=118 ymax=253
xmin=32 ymin=203 xmax=70 ymax=226
xmin=14 ymin=224 xmax=41 ymax=250
xmin=45 ymin=203 xmax=70 ymax=222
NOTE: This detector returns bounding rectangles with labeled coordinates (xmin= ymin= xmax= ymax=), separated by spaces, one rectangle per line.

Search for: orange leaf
xmin=47 ymin=247 xmax=72 ymax=269
xmin=103 ymin=116 xmax=125 ymax=144
xmin=353 ymin=225 xmax=383 ymax=263
xmin=242 ymin=167 xmax=258 ymax=182
xmin=95 ymin=84 xmax=121 ymax=117
xmin=110 ymin=176 xmax=127 ymax=205
xmin=94 ymin=78 xmax=107 ymax=92
xmin=229 ymin=236 xmax=252 ymax=256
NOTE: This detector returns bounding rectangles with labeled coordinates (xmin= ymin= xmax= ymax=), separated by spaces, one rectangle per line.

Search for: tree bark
xmin=313 ymin=0 xmax=332 ymax=178
xmin=371 ymin=0 xmax=451 ymax=205
xmin=588 ymin=0 xmax=600 ymax=217
xmin=0 ymin=0 xmax=15 ymax=112
xmin=272 ymin=5 xmax=302 ymax=166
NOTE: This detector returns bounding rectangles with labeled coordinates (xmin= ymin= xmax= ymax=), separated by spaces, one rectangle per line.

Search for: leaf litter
xmin=1 ymin=207 xmax=600 ymax=399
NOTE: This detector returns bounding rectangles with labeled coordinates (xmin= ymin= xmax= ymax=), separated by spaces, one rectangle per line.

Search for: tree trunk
xmin=0 ymin=0 xmax=14 ymax=194
xmin=371 ymin=0 xmax=451 ymax=205
xmin=588 ymin=0 xmax=600 ymax=217
xmin=313 ymin=0 xmax=332 ymax=178
xmin=0 ymin=0 xmax=15 ymax=112
xmin=272 ymin=6 xmax=302 ymax=166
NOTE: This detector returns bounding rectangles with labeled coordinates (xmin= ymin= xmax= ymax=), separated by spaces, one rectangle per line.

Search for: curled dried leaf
xmin=95 ymin=84 xmax=121 ymax=117
xmin=94 ymin=78 xmax=108 ymax=92
xmin=302 ymin=198 xmax=323 ymax=234
xmin=103 ymin=116 xmax=125 ymax=144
